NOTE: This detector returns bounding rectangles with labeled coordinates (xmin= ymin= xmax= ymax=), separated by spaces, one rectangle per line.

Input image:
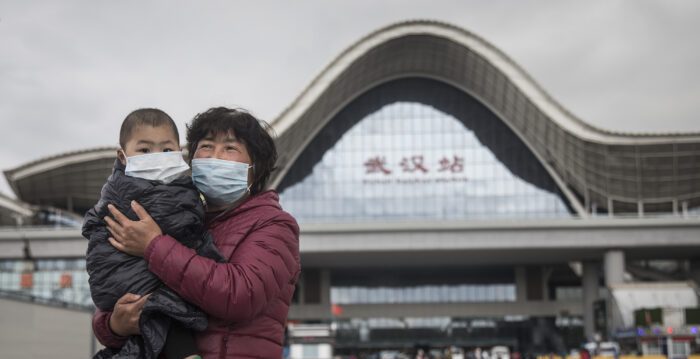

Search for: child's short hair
xmin=119 ymin=108 xmax=179 ymax=148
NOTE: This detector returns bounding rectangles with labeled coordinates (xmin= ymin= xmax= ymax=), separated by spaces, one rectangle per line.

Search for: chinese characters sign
xmin=363 ymin=154 xmax=468 ymax=184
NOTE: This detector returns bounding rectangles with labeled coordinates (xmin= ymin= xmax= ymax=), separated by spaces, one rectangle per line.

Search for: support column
xmin=297 ymin=271 xmax=306 ymax=305
xmin=604 ymin=250 xmax=625 ymax=286
xmin=320 ymin=269 xmax=331 ymax=306
xmin=582 ymin=262 xmax=600 ymax=341
xmin=524 ymin=266 xmax=544 ymax=301
xmin=604 ymin=250 xmax=625 ymax=338
xmin=302 ymin=269 xmax=320 ymax=304
xmin=515 ymin=266 xmax=527 ymax=302
xmin=689 ymin=260 xmax=700 ymax=288
xmin=542 ymin=267 xmax=553 ymax=301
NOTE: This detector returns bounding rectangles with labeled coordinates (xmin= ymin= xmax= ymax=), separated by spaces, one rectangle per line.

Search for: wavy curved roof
xmin=5 ymin=20 xmax=700 ymax=216
xmin=269 ymin=20 xmax=700 ymax=214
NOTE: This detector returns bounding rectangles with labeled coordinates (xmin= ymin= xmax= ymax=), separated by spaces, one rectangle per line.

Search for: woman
xmin=92 ymin=107 xmax=301 ymax=358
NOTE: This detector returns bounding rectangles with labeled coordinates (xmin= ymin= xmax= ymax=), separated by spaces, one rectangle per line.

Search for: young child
xmin=84 ymin=108 xmax=224 ymax=359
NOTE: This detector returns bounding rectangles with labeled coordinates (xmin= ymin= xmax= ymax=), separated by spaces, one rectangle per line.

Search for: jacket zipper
xmin=219 ymin=325 xmax=233 ymax=359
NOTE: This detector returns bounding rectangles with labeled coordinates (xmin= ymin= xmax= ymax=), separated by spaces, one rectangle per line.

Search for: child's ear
xmin=117 ymin=149 xmax=127 ymax=166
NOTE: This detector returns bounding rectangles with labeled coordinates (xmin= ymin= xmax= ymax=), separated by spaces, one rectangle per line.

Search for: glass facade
xmin=0 ymin=207 xmax=82 ymax=228
xmin=280 ymin=100 xmax=572 ymax=223
xmin=0 ymin=259 xmax=92 ymax=308
xmin=331 ymin=283 xmax=516 ymax=304
xmin=331 ymin=316 xmax=587 ymax=351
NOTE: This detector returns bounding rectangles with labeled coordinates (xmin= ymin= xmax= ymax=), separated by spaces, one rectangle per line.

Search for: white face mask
xmin=124 ymin=151 xmax=190 ymax=184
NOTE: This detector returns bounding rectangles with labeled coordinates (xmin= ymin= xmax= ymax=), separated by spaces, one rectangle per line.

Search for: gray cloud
xmin=1 ymin=0 xmax=699 ymax=197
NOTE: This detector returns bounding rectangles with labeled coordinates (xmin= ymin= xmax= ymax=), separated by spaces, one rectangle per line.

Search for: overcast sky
xmin=1 ymin=0 xmax=699 ymax=198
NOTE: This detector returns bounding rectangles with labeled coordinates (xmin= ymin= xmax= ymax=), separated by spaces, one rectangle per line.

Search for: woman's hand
xmin=109 ymin=293 xmax=151 ymax=336
xmin=105 ymin=200 xmax=163 ymax=257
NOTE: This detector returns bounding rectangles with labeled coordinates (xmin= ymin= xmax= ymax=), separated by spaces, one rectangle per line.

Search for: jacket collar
xmin=206 ymin=190 xmax=280 ymax=227
xmin=112 ymin=158 xmax=125 ymax=173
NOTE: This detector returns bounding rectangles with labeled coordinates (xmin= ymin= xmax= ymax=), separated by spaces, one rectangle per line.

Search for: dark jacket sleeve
xmin=144 ymin=212 xmax=300 ymax=323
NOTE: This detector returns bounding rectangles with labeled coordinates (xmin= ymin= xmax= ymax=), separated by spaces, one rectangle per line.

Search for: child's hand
xmin=105 ymin=201 xmax=163 ymax=257
xmin=109 ymin=293 xmax=151 ymax=336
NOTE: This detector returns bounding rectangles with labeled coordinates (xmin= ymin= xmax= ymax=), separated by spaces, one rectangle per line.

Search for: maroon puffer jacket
xmin=93 ymin=190 xmax=301 ymax=358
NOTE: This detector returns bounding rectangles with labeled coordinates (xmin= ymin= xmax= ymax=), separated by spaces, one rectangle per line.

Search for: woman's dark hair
xmin=186 ymin=107 xmax=277 ymax=195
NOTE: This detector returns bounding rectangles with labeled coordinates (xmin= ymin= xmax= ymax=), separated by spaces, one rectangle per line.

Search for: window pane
xmin=281 ymin=101 xmax=572 ymax=223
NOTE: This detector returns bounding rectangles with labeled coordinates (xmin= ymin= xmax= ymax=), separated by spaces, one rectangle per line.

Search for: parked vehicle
xmin=583 ymin=342 xmax=619 ymax=357
xmin=491 ymin=346 xmax=510 ymax=359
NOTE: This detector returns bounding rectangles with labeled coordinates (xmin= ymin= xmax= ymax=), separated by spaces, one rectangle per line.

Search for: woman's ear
xmin=117 ymin=149 xmax=127 ymax=166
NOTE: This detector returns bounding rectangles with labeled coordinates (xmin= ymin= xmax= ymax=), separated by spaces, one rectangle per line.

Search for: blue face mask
xmin=191 ymin=158 xmax=253 ymax=207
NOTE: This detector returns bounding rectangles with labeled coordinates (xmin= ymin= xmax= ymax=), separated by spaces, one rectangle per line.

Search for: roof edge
xmin=269 ymin=19 xmax=700 ymax=143
xmin=4 ymin=147 xmax=117 ymax=194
